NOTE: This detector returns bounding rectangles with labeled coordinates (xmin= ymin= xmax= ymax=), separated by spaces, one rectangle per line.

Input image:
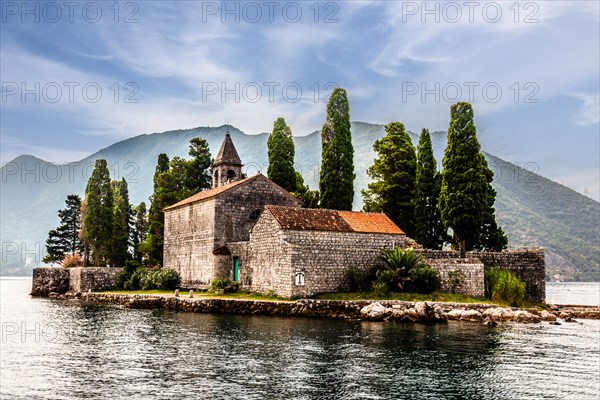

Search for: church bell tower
xmin=212 ymin=128 xmax=243 ymax=188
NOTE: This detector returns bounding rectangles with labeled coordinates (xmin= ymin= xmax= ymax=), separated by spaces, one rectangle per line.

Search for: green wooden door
xmin=233 ymin=257 xmax=239 ymax=282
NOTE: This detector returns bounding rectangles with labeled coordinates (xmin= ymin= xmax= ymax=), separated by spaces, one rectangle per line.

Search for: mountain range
xmin=1 ymin=122 xmax=598 ymax=281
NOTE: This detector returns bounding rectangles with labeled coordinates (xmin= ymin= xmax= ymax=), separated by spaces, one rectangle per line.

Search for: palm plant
xmin=377 ymin=248 xmax=425 ymax=291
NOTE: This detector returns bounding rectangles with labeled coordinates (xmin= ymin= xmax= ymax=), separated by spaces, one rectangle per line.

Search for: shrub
xmin=447 ymin=269 xmax=466 ymax=294
xmin=407 ymin=265 xmax=441 ymax=294
xmin=139 ymin=268 xmax=181 ymax=290
xmin=125 ymin=268 xmax=148 ymax=290
xmin=116 ymin=260 xmax=141 ymax=289
xmin=210 ymin=277 xmax=239 ymax=294
xmin=485 ymin=267 xmax=526 ymax=306
xmin=372 ymin=280 xmax=389 ymax=297
xmin=345 ymin=267 xmax=371 ymax=292
xmin=62 ymin=253 xmax=83 ymax=268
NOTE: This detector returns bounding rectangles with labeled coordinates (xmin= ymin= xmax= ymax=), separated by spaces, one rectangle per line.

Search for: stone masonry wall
xmin=31 ymin=267 xmax=120 ymax=296
xmin=163 ymin=198 xmax=217 ymax=288
xmin=284 ymin=230 xmax=412 ymax=298
xmin=427 ymin=259 xmax=484 ymax=297
xmin=476 ymin=250 xmax=546 ymax=302
xmin=213 ymin=176 xmax=300 ymax=246
xmin=68 ymin=267 xmax=121 ymax=292
xmin=416 ymin=249 xmax=546 ymax=301
xmin=245 ymin=210 xmax=293 ymax=296
xmin=164 ymin=175 xmax=300 ymax=289
xmin=31 ymin=268 xmax=70 ymax=296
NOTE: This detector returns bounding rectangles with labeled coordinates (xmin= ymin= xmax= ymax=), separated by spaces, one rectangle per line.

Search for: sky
xmin=1 ymin=0 xmax=599 ymax=200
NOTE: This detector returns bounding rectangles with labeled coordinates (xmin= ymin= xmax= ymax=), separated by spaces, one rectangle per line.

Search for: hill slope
xmin=1 ymin=123 xmax=598 ymax=280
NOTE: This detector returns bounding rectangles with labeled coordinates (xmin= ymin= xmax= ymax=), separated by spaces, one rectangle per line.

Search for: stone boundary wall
xmin=69 ymin=267 xmax=122 ymax=293
xmin=427 ymin=259 xmax=484 ymax=297
xmin=31 ymin=267 xmax=121 ymax=296
xmin=416 ymin=249 xmax=546 ymax=301
xmin=31 ymin=268 xmax=70 ymax=296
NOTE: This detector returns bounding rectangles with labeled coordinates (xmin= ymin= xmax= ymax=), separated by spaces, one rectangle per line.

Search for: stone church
xmin=163 ymin=133 xmax=415 ymax=297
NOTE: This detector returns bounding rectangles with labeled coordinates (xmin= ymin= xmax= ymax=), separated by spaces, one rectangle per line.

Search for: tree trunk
xmin=459 ymin=239 xmax=466 ymax=258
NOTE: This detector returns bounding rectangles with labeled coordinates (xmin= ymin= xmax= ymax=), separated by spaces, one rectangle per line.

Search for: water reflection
xmin=1 ymin=278 xmax=599 ymax=400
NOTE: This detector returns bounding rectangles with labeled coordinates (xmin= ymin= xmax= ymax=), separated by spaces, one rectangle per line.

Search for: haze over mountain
xmin=1 ymin=123 xmax=598 ymax=281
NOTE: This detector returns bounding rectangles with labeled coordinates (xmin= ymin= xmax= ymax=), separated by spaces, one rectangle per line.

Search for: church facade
xmin=163 ymin=133 xmax=415 ymax=297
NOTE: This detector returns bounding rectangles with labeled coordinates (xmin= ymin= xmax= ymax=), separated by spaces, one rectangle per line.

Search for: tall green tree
xmin=414 ymin=129 xmax=445 ymax=249
xmin=147 ymin=153 xmax=171 ymax=265
xmin=267 ymin=117 xmax=297 ymax=192
xmin=439 ymin=102 xmax=507 ymax=257
xmin=109 ymin=178 xmax=132 ymax=267
xmin=186 ymin=137 xmax=213 ymax=194
xmin=319 ymin=88 xmax=355 ymax=210
xmin=83 ymin=159 xmax=113 ymax=267
xmin=362 ymin=122 xmax=416 ymax=237
xmin=476 ymin=156 xmax=508 ymax=251
xmin=131 ymin=202 xmax=148 ymax=262
xmin=43 ymin=194 xmax=83 ymax=264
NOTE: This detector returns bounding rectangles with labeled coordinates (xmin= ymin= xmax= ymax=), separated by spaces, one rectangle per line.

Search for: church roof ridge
xmin=164 ymin=174 xmax=261 ymax=210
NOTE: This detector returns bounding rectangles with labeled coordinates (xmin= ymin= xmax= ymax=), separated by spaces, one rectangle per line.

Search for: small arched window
xmin=227 ymin=169 xmax=236 ymax=179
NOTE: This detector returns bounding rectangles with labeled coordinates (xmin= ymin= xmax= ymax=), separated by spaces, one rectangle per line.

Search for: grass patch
xmin=103 ymin=289 xmax=289 ymax=302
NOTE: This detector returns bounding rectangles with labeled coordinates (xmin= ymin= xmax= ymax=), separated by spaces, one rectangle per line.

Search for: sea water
xmin=1 ymin=277 xmax=599 ymax=399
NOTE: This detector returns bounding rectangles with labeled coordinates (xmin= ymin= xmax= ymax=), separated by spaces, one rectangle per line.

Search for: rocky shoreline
xmin=42 ymin=291 xmax=600 ymax=324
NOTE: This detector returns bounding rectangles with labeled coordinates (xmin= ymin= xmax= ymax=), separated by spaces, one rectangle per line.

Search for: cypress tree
xmin=131 ymin=202 xmax=148 ymax=262
xmin=267 ymin=117 xmax=297 ymax=192
xmin=84 ymin=159 xmax=113 ymax=267
xmin=414 ymin=129 xmax=446 ymax=249
xmin=147 ymin=154 xmax=170 ymax=265
xmin=43 ymin=194 xmax=83 ymax=264
xmin=109 ymin=178 xmax=132 ymax=267
xmin=361 ymin=122 xmax=416 ymax=236
xmin=439 ymin=102 xmax=507 ymax=257
xmin=319 ymin=88 xmax=355 ymax=210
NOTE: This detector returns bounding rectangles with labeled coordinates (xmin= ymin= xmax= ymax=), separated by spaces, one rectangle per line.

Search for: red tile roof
xmin=266 ymin=205 xmax=404 ymax=234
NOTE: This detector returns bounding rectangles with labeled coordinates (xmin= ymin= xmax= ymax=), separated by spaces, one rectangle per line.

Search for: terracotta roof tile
xmin=266 ymin=206 xmax=404 ymax=234
xmin=338 ymin=211 xmax=404 ymax=234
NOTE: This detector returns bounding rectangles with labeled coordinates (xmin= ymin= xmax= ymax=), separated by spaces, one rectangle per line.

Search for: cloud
xmin=572 ymin=92 xmax=600 ymax=126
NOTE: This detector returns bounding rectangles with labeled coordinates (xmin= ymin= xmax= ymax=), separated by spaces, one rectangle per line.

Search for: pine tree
xmin=439 ymin=102 xmax=507 ymax=257
xmin=267 ymin=117 xmax=297 ymax=192
xmin=186 ymin=137 xmax=213 ymax=194
xmin=361 ymin=122 xmax=416 ymax=236
xmin=319 ymin=88 xmax=355 ymax=210
xmin=43 ymin=229 xmax=66 ymax=264
xmin=131 ymin=202 xmax=148 ymax=262
xmin=109 ymin=178 xmax=132 ymax=267
xmin=84 ymin=159 xmax=113 ymax=267
xmin=43 ymin=194 xmax=83 ymax=264
xmin=414 ymin=129 xmax=445 ymax=249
